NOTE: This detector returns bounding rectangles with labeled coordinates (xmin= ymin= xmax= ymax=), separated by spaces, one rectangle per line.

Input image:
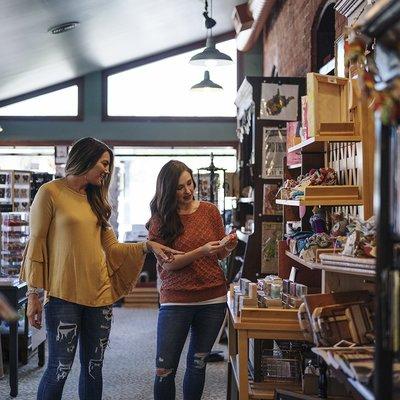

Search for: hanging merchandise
xmin=345 ymin=29 xmax=400 ymax=125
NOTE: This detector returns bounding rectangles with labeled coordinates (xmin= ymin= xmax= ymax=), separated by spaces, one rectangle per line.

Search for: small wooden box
xmin=306 ymin=73 xmax=355 ymax=137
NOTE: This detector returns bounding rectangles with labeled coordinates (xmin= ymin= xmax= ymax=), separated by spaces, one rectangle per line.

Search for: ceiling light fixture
xmin=190 ymin=70 xmax=222 ymax=92
xmin=48 ymin=22 xmax=79 ymax=35
xmin=189 ymin=0 xmax=233 ymax=67
xmin=0 ymin=125 xmax=3 ymax=133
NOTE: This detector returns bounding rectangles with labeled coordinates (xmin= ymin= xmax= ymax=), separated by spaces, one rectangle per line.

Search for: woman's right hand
xmin=200 ymin=241 xmax=225 ymax=257
xmin=27 ymin=295 xmax=43 ymax=329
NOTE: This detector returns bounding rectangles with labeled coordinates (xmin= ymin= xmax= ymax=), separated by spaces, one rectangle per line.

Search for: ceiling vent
xmin=48 ymin=22 xmax=79 ymax=35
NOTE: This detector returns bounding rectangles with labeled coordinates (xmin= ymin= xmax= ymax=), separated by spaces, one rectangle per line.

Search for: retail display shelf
xmin=287 ymin=135 xmax=362 ymax=153
xmin=318 ymin=253 xmax=376 ymax=277
xmin=276 ymin=198 xmax=364 ymax=207
xmin=285 ymin=251 xmax=376 ymax=277
xmin=285 ymin=251 xmax=319 ymax=269
xmin=312 ymin=263 xmax=375 ymax=278
xmin=276 ymin=185 xmax=363 ymax=206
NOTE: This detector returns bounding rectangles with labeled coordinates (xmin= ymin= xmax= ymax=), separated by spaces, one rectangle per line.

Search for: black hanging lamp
xmin=190 ymin=70 xmax=222 ymax=92
xmin=189 ymin=0 xmax=233 ymax=68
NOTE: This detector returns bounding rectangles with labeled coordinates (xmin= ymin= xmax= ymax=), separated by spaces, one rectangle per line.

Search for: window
xmin=114 ymin=147 xmax=237 ymax=238
xmin=0 ymin=147 xmax=55 ymax=172
xmin=107 ymin=39 xmax=237 ymax=118
xmin=0 ymin=82 xmax=81 ymax=117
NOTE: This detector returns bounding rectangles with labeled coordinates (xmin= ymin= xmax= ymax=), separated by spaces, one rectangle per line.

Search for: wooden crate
xmin=307 ymin=73 xmax=355 ymax=138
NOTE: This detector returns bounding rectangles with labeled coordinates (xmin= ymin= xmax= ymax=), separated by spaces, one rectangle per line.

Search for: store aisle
xmin=0 ymin=307 xmax=227 ymax=400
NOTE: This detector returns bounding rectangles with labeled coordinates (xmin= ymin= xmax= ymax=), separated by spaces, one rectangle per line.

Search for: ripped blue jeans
xmin=37 ymin=297 xmax=113 ymax=400
xmin=154 ymin=303 xmax=226 ymax=400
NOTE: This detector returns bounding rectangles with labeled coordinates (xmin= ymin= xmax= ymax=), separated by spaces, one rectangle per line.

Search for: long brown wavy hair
xmin=65 ymin=137 xmax=114 ymax=229
xmin=146 ymin=160 xmax=196 ymax=245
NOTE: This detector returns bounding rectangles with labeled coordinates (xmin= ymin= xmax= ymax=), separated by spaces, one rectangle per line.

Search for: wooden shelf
xmin=285 ymin=251 xmax=376 ymax=277
xmin=288 ymin=135 xmax=362 ymax=153
xmin=249 ymin=380 xmax=302 ymax=399
xmin=277 ymin=198 xmax=364 ymax=206
xmin=285 ymin=250 xmax=319 ymax=269
xmin=318 ymin=254 xmax=376 ymax=277
xmin=276 ymin=185 xmax=362 ymax=206
xmin=313 ymin=263 xmax=375 ymax=277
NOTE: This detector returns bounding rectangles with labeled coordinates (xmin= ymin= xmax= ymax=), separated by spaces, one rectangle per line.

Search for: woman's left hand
xmin=147 ymin=241 xmax=184 ymax=263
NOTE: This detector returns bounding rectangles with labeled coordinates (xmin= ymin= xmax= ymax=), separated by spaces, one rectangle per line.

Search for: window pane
xmin=114 ymin=147 xmax=237 ymax=237
xmin=108 ymin=39 xmax=237 ymax=117
xmin=0 ymin=86 xmax=78 ymax=116
xmin=0 ymin=147 xmax=55 ymax=172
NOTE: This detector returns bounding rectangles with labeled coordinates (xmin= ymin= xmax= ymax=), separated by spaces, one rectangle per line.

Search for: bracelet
xmin=26 ymin=287 xmax=41 ymax=297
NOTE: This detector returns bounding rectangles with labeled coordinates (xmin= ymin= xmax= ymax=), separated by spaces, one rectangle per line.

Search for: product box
xmin=286 ymin=122 xmax=301 ymax=149
xmin=301 ymin=96 xmax=309 ymax=139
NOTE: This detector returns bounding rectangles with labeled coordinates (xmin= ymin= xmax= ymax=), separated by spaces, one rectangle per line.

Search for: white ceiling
xmin=0 ymin=0 xmax=243 ymax=101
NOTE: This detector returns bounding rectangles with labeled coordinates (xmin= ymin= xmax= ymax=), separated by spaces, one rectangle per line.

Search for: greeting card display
xmin=262 ymin=128 xmax=286 ymax=179
xmin=263 ymin=184 xmax=282 ymax=215
xmin=1 ymin=212 xmax=29 ymax=277
xmin=261 ymin=222 xmax=283 ymax=273
xmin=260 ymin=83 xmax=299 ymax=121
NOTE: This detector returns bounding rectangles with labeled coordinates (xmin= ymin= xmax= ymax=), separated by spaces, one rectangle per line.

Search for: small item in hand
xmin=219 ymin=233 xmax=237 ymax=247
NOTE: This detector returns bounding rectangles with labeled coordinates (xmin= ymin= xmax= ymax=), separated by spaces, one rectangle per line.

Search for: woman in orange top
xmin=147 ymin=160 xmax=237 ymax=400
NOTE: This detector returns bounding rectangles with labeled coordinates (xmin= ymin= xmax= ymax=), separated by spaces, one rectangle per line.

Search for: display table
xmin=0 ymin=282 xmax=45 ymax=397
xmin=227 ymin=294 xmax=304 ymax=400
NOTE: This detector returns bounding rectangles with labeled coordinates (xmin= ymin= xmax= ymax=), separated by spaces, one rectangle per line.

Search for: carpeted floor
xmin=0 ymin=307 xmax=228 ymax=400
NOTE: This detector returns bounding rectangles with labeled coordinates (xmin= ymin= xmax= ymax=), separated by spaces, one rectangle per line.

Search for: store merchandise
xmin=30 ymin=172 xmax=53 ymax=202
xmin=0 ymin=170 xmax=31 ymax=212
xmin=301 ymin=291 xmax=374 ymax=347
xmin=0 ymin=212 xmax=29 ymax=277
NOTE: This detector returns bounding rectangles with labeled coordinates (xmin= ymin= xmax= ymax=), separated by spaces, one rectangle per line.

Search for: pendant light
xmin=189 ymin=0 xmax=233 ymax=68
xmin=190 ymin=34 xmax=233 ymax=67
xmin=190 ymin=70 xmax=222 ymax=92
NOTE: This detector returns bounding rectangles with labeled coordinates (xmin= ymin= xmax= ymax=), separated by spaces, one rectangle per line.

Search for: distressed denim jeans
xmin=154 ymin=303 xmax=226 ymax=400
xmin=37 ymin=297 xmax=113 ymax=400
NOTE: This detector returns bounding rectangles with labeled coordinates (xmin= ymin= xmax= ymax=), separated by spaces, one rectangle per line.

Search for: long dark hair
xmin=146 ymin=160 xmax=196 ymax=245
xmin=65 ymin=137 xmax=114 ymax=229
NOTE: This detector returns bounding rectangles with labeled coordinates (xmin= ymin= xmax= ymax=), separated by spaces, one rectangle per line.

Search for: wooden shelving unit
xmin=227 ymin=295 xmax=304 ymax=400
xmin=234 ymin=76 xmax=306 ymax=280
xmin=279 ymin=72 xmax=375 ymax=296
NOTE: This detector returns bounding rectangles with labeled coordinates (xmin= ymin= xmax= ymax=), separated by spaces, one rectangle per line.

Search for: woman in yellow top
xmin=20 ymin=137 xmax=180 ymax=400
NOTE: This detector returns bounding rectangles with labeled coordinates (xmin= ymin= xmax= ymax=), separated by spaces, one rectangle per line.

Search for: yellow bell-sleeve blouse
xmin=20 ymin=178 xmax=145 ymax=307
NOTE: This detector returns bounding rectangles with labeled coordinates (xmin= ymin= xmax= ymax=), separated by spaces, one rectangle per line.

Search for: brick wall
xmin=263 ymin=0 xmax=347 ymax=77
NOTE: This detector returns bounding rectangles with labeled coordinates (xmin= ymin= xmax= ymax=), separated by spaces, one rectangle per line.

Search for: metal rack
xmin=197 ymin=152 xmax=226 ymax=223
